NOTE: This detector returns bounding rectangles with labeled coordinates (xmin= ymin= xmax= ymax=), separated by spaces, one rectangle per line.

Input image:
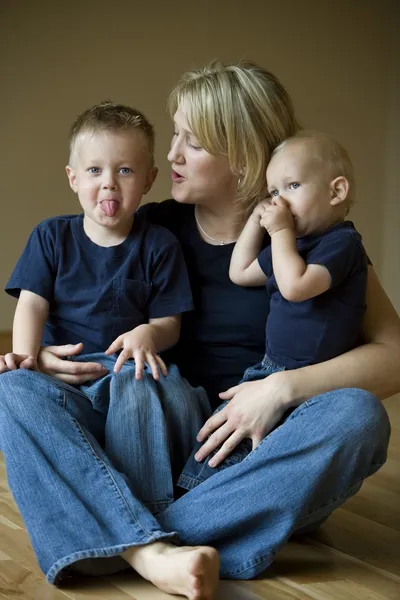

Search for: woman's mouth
xmin=171 ymin=170 xmax=185 ymax=182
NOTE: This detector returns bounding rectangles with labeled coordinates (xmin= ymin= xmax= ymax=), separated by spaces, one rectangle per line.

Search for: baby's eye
xmin=270 ymin=190 xmax=279 ymax=197
xmin=88 ymin=167 xmax=100 ymax=174
xmin=119 ymin=167 xmax=132 ymax=175
xmin=289 ymin=182 xmax=300 ymax=189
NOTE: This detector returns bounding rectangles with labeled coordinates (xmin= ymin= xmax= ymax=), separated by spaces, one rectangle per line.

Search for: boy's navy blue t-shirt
xmin=138 ymin=200 xmax=270 ymax=407
xmin=258 ymin=221 xmax=368 ymax=368
xmin=6 ymin=213 xmax=193 ymax=354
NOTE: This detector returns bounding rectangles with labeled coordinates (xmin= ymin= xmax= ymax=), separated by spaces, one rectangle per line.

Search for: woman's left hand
xmin=195 ymin=370 xmax=298 ymax=467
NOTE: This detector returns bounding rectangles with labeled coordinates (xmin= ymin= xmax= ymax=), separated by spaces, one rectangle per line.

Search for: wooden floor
xmin=0 ymin=328 xmax=399 ymax=599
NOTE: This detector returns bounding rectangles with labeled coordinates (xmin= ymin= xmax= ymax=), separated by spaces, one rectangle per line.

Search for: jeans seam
xmin=222 ymin=458 xmax=387 ymax=578
xmin=64 ymin=398 xmax=154 ymax=538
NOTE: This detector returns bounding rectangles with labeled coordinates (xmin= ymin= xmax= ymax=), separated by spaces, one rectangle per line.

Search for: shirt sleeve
xmin=5 ymin=221 xmax=56 ymax=302
xmin=306 ymin=231 xmax=367 ymax=288
xmin=257 ymin=244 xmax=273 ymax=277
xmin=147 ymin=228 xmax=194 ymax=318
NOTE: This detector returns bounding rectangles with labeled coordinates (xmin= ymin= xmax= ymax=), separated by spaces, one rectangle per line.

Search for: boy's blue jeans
xmin=0 ymin=353 xmax=390 ymax=584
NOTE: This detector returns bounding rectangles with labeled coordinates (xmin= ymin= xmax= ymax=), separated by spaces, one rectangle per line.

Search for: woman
xmin=0 ymin=61 xmax=398 ymax=600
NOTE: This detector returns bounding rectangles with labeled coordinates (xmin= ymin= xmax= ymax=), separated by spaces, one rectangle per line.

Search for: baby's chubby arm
xmin=261 ymin=198 xmax=331 ymax=302
xmin=2 ymin=290 xmax=49 ymax=371
xmin=229 ymin=201 xmax=269 ymax=287
xmin=105 ymin=315 xmax=180 ymax=379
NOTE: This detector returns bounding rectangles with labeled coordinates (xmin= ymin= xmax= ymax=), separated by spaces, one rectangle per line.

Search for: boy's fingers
xmin=105 ymin=337 xmax=123 ymax=356
xmin=157 ymin=356 xmax=168 ymax=376
xmin=134 ymin=352 xmax=145 ymax=380
xmin=5 ymin=354 xmax=19 ymax=370
xmin=113 ymin=349 xmax=130 ymax=374
xmin=146 ymin=353 xmax=160 ymax=380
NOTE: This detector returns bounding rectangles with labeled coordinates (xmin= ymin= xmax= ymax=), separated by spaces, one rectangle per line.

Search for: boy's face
xmin=266 ymin=143 xmax=340 ymax=237
xmin=66 ymin=130 xmax=157 ymax=238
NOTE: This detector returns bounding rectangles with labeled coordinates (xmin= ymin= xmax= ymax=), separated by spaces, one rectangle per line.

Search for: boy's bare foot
xmin=122 ymin=542 xmax=220 ymax=599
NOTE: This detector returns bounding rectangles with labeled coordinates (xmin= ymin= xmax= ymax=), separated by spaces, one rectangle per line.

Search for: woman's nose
xmin=168 ymin=137 xmax=184 ymax=164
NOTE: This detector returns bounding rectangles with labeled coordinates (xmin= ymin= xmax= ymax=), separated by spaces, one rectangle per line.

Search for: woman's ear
xmin=329 ymin=176 xmax=349 ymax=206
xmin=65 ymin=165 xmax=78 ymax=193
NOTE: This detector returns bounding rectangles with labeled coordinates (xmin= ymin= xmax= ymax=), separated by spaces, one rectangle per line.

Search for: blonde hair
xmin=273 ymin=131 xmax=356 ymax=211
xmin=69 ymin=101 xmax=155 ymax=166
xmin=168 ymin=60 xmax=300 ymax=213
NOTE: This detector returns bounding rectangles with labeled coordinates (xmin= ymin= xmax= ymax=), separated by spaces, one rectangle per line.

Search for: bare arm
xmin=270 ymin=229 xmax=331 ymax=301
xmin=2 ymin=290 xmax=50 ymax=371
xmin=285 ymin=266 xmax=400 ymax=403
xmin=229 ymin=205 xmax=268 ymax=287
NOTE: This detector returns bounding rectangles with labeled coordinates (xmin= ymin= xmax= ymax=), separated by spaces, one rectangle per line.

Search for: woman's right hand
xmin=37 ymin=343 xmax=108 ymax=384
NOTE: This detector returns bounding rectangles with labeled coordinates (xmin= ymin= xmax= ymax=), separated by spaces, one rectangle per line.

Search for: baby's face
xmin=66 ymin=130 xmax=157 ymax=239
xmin=266 ymin=143 xmax=335 ymax=237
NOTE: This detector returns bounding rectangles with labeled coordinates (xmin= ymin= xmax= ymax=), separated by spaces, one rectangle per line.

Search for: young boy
xmin=5 ymin=101 xmax=193 ymax=378
xmin=3 ymin=101 xmax=210 ymax=509
xmin=230 ymin=130 xmax=368 ymax=377
xmin=178 ymin=131 xmax=368 ymax=489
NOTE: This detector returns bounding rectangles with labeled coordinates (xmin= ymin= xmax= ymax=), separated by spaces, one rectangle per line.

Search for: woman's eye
xmin=188 ymin=139 xmax=202 ymax=150
xmin=119 ymin=167 xmax=131 ymax=175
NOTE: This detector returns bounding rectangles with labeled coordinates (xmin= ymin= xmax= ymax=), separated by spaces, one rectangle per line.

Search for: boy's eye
xmin=88 ymin=167 xmax=100 ymax=174
xmin=289 ymin=182 xmax=300 ymax=189
xmin=119 ymin=167 xmax=132 ymax=175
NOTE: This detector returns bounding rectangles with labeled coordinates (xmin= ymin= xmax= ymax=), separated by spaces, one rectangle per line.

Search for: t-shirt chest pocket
xmin=112 ymin=278 xmax=153 ymax=335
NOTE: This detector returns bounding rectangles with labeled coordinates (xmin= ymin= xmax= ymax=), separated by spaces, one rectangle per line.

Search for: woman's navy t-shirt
xmin=139 ymin=200 xmax=270 ymax=407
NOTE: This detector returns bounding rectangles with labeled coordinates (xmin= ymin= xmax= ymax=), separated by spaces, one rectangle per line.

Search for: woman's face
xmin=168 ymin=104 xmax=237 ymax=207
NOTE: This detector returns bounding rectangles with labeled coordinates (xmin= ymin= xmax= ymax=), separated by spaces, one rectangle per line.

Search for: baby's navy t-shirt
xmin=258 ymin=221 xmax=368 ymax=368
xmin=6 ymin=213 xmax=193 ymax=354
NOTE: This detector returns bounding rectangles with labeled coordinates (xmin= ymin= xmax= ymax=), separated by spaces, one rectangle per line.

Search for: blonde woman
xmin=1 ymin=61 xmax=399 ymax=599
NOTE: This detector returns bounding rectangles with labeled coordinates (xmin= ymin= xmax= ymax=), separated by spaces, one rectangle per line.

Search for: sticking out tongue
xmin=101 ymin=200 xmax=118 ymax=217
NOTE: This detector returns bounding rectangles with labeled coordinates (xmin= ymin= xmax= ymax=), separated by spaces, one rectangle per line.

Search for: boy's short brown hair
xmin=69 ymin=101 xmax=155 ymax=166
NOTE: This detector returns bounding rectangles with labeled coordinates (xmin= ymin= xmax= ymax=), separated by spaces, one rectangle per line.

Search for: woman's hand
xmin=37 ymin=343 xmax=108 ymax=384
xmin=194 ymin=371 xmax=297 ymax=467
xmin=105 ymin=324 xmax=168 ymax=379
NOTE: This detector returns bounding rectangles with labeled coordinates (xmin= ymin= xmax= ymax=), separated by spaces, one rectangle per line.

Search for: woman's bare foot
xmin=122 ymin=542 xmax=219 ymax=599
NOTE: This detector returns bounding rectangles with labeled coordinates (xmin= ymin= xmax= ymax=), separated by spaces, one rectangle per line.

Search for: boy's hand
xmin=260 ymin=198 xmax=294 ymax=236
xmin=0 ymin=353 xmax=39 ymax=373
xmin=105 ymin=324 xmax=168 ymax=379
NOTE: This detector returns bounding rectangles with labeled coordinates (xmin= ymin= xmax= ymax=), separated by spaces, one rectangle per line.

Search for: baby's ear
xmin=329 ymin=176 xmax=349 ymax=206
xmin=65 ymin=165 xmax=78 ymax=193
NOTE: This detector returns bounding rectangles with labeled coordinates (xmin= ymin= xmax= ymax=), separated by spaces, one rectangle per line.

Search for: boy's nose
xmin=102 ymin=173 xmax=117 ymax=189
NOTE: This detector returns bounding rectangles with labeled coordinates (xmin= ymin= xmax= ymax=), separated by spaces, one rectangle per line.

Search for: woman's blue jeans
xmin=0 ymin=354 xmax=390 ymax=584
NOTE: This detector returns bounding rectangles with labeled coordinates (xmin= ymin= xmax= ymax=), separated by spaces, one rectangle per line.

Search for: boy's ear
xmin=329 ymin=176 xmax=349 ymax=206
xmin=65 ymin=165 xmax=78 ymax=193
xmin=143 ymin=167 xmax=158 ymax=195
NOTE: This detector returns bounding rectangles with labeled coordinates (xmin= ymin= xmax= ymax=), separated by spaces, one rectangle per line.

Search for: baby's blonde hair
xmin=168 ymin=60 xmax=300 ymax=214
xmin=272 ymin=131 xmax=356 ymax=212
xmin=69 ymin=101 xmax=155 ymax=166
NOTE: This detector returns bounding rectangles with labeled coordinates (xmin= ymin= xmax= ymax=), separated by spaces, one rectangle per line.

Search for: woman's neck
xmin=195 ymin=204 xmax=246 ymax=246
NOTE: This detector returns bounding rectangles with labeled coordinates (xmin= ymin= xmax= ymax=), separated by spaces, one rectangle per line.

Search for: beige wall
xmin=1 ymin=0 xmax=398 ymax=329
xmin=382 ymin=10 xmax=400 ymax=312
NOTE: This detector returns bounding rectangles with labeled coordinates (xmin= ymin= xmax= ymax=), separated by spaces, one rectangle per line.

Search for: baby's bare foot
xmin=122 ymin=542 xmax=219 ymax=599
